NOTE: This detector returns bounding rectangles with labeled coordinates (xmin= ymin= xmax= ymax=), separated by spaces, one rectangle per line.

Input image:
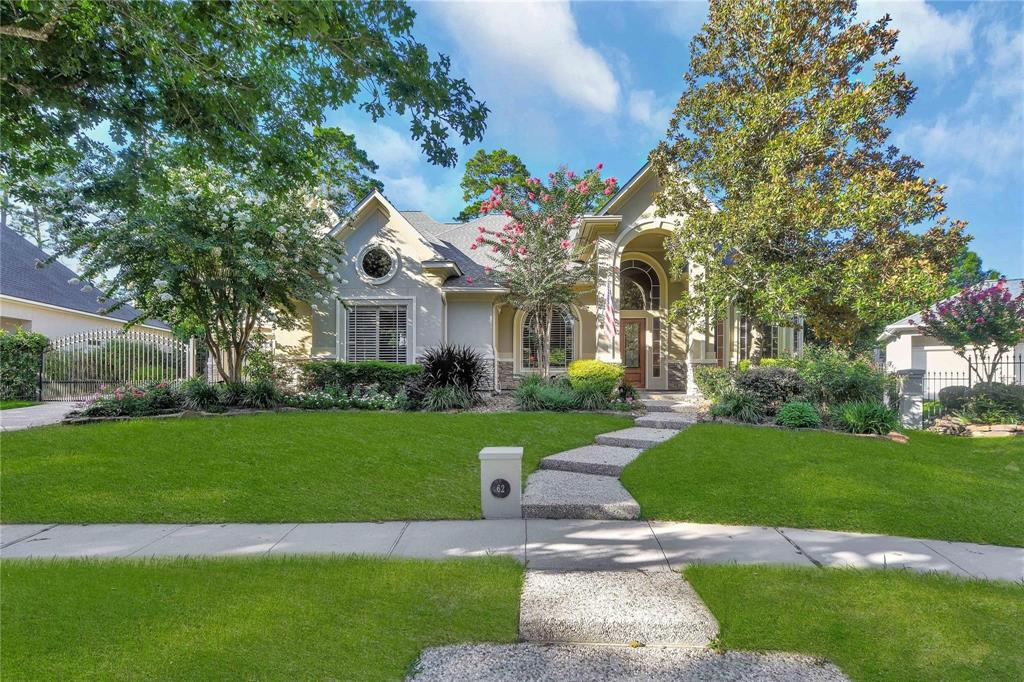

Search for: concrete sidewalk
xmin=0 ymin=402 xmax=77 ymax=431
xmin=3 ymin=520 xmax=1021 ymax=582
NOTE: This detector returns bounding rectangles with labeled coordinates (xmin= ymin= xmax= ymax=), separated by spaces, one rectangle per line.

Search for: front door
xmin=620 ymin=318 xmax=646 ymax=388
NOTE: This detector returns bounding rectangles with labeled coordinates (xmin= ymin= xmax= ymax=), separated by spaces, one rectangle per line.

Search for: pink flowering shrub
xmin=473 ymin=165 xmax=617 ymax=376
xmin=914 ymin=277 xmax=1024 ymax=382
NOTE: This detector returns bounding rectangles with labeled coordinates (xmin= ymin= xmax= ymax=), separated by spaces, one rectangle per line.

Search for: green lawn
xmin=622 ymin=423 xmax=1024 ymax=546
xmin=1 ymin=556 xmax=522 ymax=681
xmin=687 ymin=565 xmax=1024 ymax=681
xmin=0 ymin=400 xmax=39 ymax=410
xmin=0 ymin=411 xmax=629 ymax=523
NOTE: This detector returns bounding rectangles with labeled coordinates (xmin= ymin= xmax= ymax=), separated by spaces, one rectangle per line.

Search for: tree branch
xmin=0 ymin=19 xmax=59 ymax=42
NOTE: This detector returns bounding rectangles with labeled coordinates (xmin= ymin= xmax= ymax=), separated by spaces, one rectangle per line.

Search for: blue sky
xmin=328 ymin=0 xmax=1023 ymax=277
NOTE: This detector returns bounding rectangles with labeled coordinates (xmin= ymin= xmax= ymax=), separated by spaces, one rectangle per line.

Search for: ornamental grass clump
xmin=710 ymin=389 xmax=762 ymax=423
xmin=831 ymin=401 xmax=899 ymax=435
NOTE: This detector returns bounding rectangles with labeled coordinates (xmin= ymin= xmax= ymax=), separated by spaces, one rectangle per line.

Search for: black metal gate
xmin=40 ymin=330 xmax=193 ymax=401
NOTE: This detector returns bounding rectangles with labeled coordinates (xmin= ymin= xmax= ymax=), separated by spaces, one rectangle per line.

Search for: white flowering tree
xmin=50 ymin=164 xmax=343 ymax=383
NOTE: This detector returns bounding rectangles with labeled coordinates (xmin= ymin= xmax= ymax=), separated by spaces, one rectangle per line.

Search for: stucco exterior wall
xmin=0 ymin=297 xmax=171 ymax=339
xmin=446 ymin=298 xmax=495 ymax=357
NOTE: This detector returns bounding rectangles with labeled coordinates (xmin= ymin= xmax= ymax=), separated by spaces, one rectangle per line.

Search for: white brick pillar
xmin=896 ymin=368 xmax=925 ymax=429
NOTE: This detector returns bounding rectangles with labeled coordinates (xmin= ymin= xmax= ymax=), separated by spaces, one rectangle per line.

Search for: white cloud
xmin=330 ymin=113 xmax=460 ymax=217
xmin=655 ymin=0 xmax=709 ymax=39
xmin=627 ymin=89 xmax=673 ymax=134
xmin=858 ymin=0 xmax=976 ymax=72
xmin=429 ymin=1 xmax=620 ymax=114
xmin=900 ymin=109 xmax=1022 ymax=179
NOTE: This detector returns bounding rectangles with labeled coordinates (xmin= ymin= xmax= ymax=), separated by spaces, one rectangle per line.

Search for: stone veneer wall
xmin=472 ymin=358 xmax=495 ymax=392
xmin=497 ymin=360 xmax=518 ymax=391
xmin=668 ymin=362 xmax=686 ymax=391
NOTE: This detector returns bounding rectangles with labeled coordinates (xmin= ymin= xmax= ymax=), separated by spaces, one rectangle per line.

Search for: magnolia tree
xmin=475 ymin=166 xmax=618 ymax=377
xmin=50 ymin=164 xmax=342 ymax=383
xmin=914 ymin=278 xmax=1024 ymax=383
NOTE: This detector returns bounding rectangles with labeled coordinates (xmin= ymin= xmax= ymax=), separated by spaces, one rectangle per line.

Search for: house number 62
xmin=490 ymin=478 xmax=510 ymax=498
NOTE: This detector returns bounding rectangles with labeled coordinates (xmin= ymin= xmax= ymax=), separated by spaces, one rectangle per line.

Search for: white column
xmin=595 ymin=236 xmax=618 ymax=362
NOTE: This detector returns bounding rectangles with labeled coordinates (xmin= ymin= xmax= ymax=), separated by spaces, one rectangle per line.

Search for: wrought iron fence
xmin=923 ymin=354 xmax=1023 ymax=425
xmin=40 ymin=330 xmax=196 ymax=401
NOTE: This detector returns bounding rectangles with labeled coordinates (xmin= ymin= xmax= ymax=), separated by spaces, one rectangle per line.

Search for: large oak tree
xmin=652 ymin=0 xmax=968 ymax=355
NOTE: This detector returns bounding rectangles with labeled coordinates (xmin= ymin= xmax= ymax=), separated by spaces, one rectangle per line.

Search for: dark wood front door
xmin=620 ymin=318 xmax=646 ymax=388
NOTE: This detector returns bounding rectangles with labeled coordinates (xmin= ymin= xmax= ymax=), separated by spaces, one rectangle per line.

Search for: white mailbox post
xmin=479 ymin=446 xmax=523 ymax=519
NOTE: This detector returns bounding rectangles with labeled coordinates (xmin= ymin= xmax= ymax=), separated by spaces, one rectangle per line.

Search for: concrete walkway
xmin=522 ymin=396 xmax=702 ymax=520
xmin=4 ymin=520 xmax=1021 ymax=582
xmin=0 ymin=402 xmax=77 ymax=431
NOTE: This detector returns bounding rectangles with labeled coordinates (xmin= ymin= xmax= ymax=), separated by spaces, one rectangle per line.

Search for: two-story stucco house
xmin=275 ymin=163 xmax=801 ymax=393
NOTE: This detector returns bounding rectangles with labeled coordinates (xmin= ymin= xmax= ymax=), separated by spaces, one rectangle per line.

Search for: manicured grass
xmin=622 ymin=423 xmax=1024 ymax=546
xmin=0 ymin=411 xmax=629 ymax=523
xmin=1 ymin=555 xmax=522 ymax=681
xmin=0 ymin=400 xmax=38 ymax=410
xmin=686 ymin=564 xmax=1024 ymax=681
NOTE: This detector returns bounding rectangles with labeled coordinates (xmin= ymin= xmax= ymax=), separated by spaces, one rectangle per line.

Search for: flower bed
xmin=695 ymin=346 xmax=899 ymax=435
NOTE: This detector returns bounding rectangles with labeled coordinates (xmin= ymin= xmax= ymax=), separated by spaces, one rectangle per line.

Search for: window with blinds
xmin=522 ymin=308 xmax=574 ymax=370
xmin=346 ymin=304 xmax=408 ymax=363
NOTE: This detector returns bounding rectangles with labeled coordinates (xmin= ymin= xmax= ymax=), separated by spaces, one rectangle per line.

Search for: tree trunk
xmin=534 ymin=306 xmax=553 ymax=379
xmin=748 ymin=319 xmax=765 ymax=366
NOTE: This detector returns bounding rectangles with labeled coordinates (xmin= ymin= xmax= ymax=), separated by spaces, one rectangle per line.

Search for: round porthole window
xmin=357 ymin=243 xmax=399 ymax=284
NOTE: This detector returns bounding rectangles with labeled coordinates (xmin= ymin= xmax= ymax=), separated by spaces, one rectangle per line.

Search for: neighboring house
xmin=877 ymin=278 xmax=1023 ymax=379
xmin=0 ymin=225 xmax=171 ymax=338
xmin=275 ymin=163 xmax=800 ymax=393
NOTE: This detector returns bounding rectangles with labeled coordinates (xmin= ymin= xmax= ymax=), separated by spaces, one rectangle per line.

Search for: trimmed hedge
xmin=567 ymin=359 xmax=623 ymax=397
xmin=0 ymin=329 xmax=48 ymax=400
xmin=301 ymin=360 xmax=422 ymax=396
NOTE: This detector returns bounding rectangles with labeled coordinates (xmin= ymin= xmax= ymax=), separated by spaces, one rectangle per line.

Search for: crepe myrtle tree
xmin=474 ymin=166 xmax=618 ymax=378
xmin=48 ymin=164 xmax=343 ymax=383
xmin=914 ymin=277 xmax=1024 ymax=383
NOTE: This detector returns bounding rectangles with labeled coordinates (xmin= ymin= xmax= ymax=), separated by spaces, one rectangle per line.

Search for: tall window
xmin=765 ymin=326 xmax=780 ymax=359
xmin=704 ymin=317 xmax=726 ymax=366
xmin=346 ymin=304 xmax=408 ymax=363
xmin=738 ymin=315 xmax=751 ymax=361
xmin=619 ymin=259 xmax=660 ymax=310
xmin=738 ymin=316 xmax=781 ymax=361
xmin=522 ymin=308 xmax=574 ymax=370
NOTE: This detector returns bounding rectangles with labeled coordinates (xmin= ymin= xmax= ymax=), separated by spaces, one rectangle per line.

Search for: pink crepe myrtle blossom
xmin=596 ymin=162 xmax=603 ymax=170
xmin=560 ymin=239 xmax=571 ymax=249
xmin=478 ymin=225 xmax=485 ymax=233
xmin=466 ymin=276 xmax=474 ymax=284
xmin=913 ymin=276 xmax=1024 ymax=382
xmin=470 ymin=243 xmax=478 ymax=250
xmin=484 ymin=266 xmax=492 ymax=275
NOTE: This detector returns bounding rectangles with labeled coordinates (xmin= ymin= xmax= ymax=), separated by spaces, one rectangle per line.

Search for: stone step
xmin=522 ymin=470 xmax=640 ymax=520
xmin=519 ymin=570 xmax=718 ymax=646
xmin=594 ymin=427 xmax=679 ymax=449
xmin=641 ymin=399 xmax=700 ymax=413
xmin=634 ymin=414 xmax=696 ymax=430
xmin=410 ymin=644 xmax=848 ymax=681
xmin=539 ymin=445 xmax=644 ymax=477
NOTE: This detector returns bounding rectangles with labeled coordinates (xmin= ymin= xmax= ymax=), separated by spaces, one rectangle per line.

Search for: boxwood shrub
xmin=301 ymin=360 xmax=422 ymax=395
xmin=567 ymin=359 xmax=623 ymax=397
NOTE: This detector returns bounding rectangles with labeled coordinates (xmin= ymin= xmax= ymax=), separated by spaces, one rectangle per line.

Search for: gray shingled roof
xmin=0 ymin=225 xmax=170 ymax=329
xmin=401 ymin=211 xmax=510 ymax=289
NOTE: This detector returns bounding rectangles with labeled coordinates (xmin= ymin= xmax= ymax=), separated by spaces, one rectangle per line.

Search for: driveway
xmin=0 ymin=402 xmax=77 ymax=431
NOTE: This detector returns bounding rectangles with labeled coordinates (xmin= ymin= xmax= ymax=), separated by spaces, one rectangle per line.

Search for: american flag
xmin=603 ymin=267 xmax=618 ymax=341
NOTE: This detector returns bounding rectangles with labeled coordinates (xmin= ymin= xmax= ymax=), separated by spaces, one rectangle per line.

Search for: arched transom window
xmin=521 ymin=308 xmax=575 ymax=370
xmin=619 ymin=259 xmax=660 ymax=310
